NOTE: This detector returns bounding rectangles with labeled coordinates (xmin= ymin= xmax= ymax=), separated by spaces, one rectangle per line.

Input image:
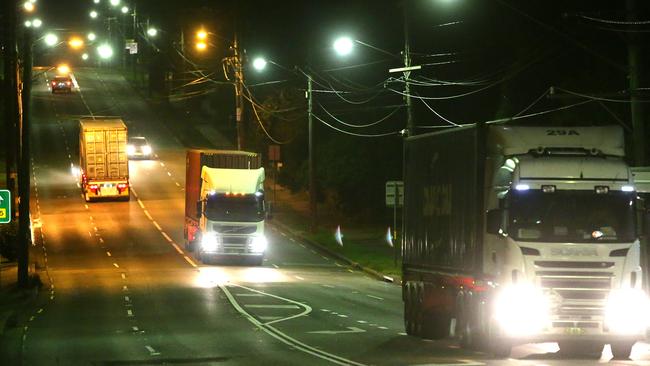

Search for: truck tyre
xmin=610 ymin=341 xmax=634 ymax=360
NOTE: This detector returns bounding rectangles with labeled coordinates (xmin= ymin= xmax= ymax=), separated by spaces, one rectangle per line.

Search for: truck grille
xmin=535 ymin=265 xmax=613 ymax=319
xmin=213 ymin=225 xmax=257 ymax=234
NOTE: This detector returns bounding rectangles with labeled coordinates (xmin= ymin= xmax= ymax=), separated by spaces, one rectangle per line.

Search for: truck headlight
xmin=201 ymin=234 xmax=221 ymax=252
xmin=127 ymin=145 xmax=136 ymax=155
xmin=250 ymin=235 xmax=268 ymax=253
xmin=142 ymin=145 xmax=152 ymax=155
xmin=494 ymin=284 xmax=550 ymax=336
xmin=605 ymin=288 xmax=650 ymax=334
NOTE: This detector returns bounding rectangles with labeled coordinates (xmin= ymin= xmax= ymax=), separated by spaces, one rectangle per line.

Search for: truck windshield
xmin=205 ymin=194 xmax=264 ymax=222
xmin=508 ymin=190 xmax=636 ymax=243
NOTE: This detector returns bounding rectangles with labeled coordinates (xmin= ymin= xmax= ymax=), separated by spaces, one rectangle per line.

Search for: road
xmin=2 ymin=67 xmax=650 ymax=365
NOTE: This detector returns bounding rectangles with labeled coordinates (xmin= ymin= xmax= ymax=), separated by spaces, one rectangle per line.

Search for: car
xmin=51 ymin=75 xmax=73 ymax=93
xmin=127 ymin=136 xmax=153 ymax=159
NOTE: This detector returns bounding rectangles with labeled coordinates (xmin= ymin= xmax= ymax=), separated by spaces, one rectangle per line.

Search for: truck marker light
xmin=515 ymin=184 xmax=530 ymax=191
xmin=621 ymin=185 xmax=634 ymax=192
xmin=595 ymin=186 xmax=609 ymax=194
xmin=541 ymin=185 xmax=555 ymax=193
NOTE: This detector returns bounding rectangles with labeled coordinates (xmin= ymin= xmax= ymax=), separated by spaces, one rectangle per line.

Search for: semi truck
xmin=402 ymin=124 xmax=649 ymax=358
xmin=184 ymin=150 xmax=267 ymax=265
xmin=79 ymin=119 xmax=130 ymax=202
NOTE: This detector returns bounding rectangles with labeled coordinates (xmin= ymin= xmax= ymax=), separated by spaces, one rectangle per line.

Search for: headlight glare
xmin=127 ymin=145 xmax=136 ymax=155
xmin=201 ymin=233 xmax=220 ymax=252
xmin=494 ymin=284 xmax=550 ymax=336
xmin=605 ymin=288 xmax=650 ymax=334
xmin=250 ymin=235 xmax=267 ymax=253
xmin=142 ymin=145 xmax=152 ymax=155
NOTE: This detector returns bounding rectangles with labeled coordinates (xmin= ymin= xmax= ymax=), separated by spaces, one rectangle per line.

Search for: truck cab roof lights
xmin=595 ymin=186 xmax=610 ymax=194
xmin=515 ymin=184 xmax=530 ymax=191
xmin=541 ymin=185 xmax=556 ymax=193
xmin=621 ymin=185 xmax=635 ymax=192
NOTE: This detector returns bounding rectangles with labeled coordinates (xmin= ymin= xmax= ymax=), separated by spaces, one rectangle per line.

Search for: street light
xmin=82 ymin=53 xmax=89 ymax=60
xmin=333 ymin=36 xmax=354 ymax=56
xmin=195 ymin=41 xmax=207 ymax=51
xmin=87 ymin=32 xmax=96 ymax=41
xmin=44 ymin=33 xmax=58 ymax=46
xmin=252 ymin=57 xmax=267 ymax=71
xmin=93 ymin=0 xmax=100 ymax=3
xmin=90 ymin=10 xmax=98 ymax=18
xmin=196 ymin=30 xmax=207 ymax=40
xmin=121 ymin=6 xmax=128 ymax=14
xmin=97 ymin=43 xmax=113 ymax=59
xmin=32 ymin=18 xmax=42 ymax=28
xmin=147 ymin=28 xmax=157 ymax=37
xmin=68 ymin=37 xmax=84 ymax=49
xmin=110 ymin=0 xmax=120 ymax=6
xmin=23 ymin=1 xmax=35 ymax=12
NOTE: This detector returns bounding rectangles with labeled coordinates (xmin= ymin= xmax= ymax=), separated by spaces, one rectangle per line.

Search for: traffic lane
xmin=22 ymin=73 xmax=150 ymax=365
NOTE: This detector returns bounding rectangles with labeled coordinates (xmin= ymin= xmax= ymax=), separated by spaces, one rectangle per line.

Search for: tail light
xmin=117 ymin=183 xmax=128 ymax=192
xmin=66 ymin=81 xmax=71 ymax=86
xmin=51 ymin=81 xmax=56 ymax=86
xmin=89 ymin=184 xmax=99 ymax=192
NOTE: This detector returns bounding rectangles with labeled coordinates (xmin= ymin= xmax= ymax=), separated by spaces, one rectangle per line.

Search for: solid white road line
xmin=244 ymin=304 xmax=301 ymax=309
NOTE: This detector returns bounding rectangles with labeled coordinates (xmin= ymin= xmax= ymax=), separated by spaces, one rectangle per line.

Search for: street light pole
xmin=307 ymin=74 xmax=316 ymax=233
xmin=18 ymin=26 xmax=33 ymax=288
xmin=3 ymin=0 xmax=18 ymax=222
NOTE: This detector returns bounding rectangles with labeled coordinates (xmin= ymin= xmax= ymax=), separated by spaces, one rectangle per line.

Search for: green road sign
xmin=0 ymin=189 xmax=10 ymax=224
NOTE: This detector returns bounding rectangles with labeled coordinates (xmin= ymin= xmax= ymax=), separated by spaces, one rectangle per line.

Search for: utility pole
xmin=18 ymin=26 xmax=33 ymax=288
xmin=627 ymin=0 xmax=645 ymax=166
xmin=3 ymin=0 xmax=18 ymax=221
xmin=307 ymin=74 xmax=316 ymax=233
xmin=403 ymin=0 xmax=415 ymax=137
xmin=233 ymin=32 xmax=244 ymax=150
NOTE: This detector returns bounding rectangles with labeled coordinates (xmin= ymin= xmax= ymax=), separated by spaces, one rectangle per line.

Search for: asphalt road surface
xmin=3 ymin=67 xmax=650 ymax=365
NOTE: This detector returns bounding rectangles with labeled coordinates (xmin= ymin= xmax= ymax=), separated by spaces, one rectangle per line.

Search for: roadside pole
xmin=307 ymin=75 xmax=317 ymax=233
xmin=3 ymin=0 xmax=19 ymax=221
xmin=233 ymin=33 xmax=244 ymax=151
xmin=18 ymin=27 xmax=33 ymax=288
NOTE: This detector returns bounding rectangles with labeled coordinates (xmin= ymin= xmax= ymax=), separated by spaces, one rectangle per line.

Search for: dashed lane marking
xmin=366 ymin=294 xmax=384 ymax=301
xmin=152 ymin=221 xmax=162 ymax=231
xmin=145 ymin=345 xmax=161 ymax=356
xmin=235 ymin=293 xmax=265 ymax=297
xmin=295 ymin=275 xmax=305 ymax=281
xmin=183 ymin=255 xmax=197 ymax=267
xmin=113 ymin=263 xmax=120 ymax=268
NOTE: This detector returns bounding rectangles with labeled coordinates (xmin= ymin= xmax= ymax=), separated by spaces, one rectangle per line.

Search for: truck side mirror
xmin=196 ymin=200 xmax=203 ymax=219
xmin=487 ymin=209 xmax=504 ymax=236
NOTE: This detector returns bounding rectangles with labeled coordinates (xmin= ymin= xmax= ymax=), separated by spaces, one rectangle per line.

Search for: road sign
xmin=125 ymin=39 xmax=138 ymax=54
xmin=0 ymin=189 xmax=10 ymax=224
xmin=385 ymin=181 xmax=403 ymax=207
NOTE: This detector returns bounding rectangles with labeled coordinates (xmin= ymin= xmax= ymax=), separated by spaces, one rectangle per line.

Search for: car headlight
xmin=142 ymin=145 xmax=152 ymax=155
xmin=201 ymin=233 xmax=221 ymax=252
xmin=605 ymin=288 xmax=650 ymax=334
xmin=250 ymin=235 xmax=267 ymax=253
xmin=494 ymin=284 xmax=550 ymax=336
xmin=127 ymin=145 xmax=136 ymax=155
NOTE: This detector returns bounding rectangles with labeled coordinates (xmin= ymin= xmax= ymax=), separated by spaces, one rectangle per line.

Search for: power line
xmin=312 ymin=113 xmax=401 ymax=137
xmin=317 ymin=102 xmax=403 ymax=128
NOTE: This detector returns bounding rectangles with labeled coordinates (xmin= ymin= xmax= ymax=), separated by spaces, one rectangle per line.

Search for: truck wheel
xmin=610 ymin=341 xmax=634 ymax=360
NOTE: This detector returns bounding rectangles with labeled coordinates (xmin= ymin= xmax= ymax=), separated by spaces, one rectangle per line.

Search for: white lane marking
xmin=183 ymin=256 xmax=197 ymax=267
xmin=321 ymin=309 xmax=330 ymax=312
xmin=84 ymin=204 xmax=89 ymax=209
xmin=321 ymin=284 xmax=335 ymax=288
xmin=272 ymin=264 xmax=279 ymax=269
xmin=137 ymin=199 xmax=145 ymax=209
xmin=175 ymin=182 xmax=180 ymax=186
xmin=398 ymin=332 xmax=407 ymax=336
xmin=145 ymin=345 xmax=161 ymax=356
xmin=244 ymin=304 xmax=301 ymax=309
xmin=308 ymin=327 xmax=365 ymax=335
xmin=219 ymin=284 xmax=365 ymax=366
xmin=143 ymin=210 xmax=153 ymax=220
xmin=170 ymin=242 xmax=184 ymax=255
xmin=99 ymin=238 xmax=104 ymax=244
xmin=152 ymin=221 xmax=162 ymax=231
xmin=258 ymin=316 xmax=283 ymax=320
xmin=356 ymin=320 xmax=367 ymax=324
xmin=334 ymin=262 xmax=343 ymax=267
xmin=280 ymin=232 xmax=287 ymax=237
xmin=160 ymin=162 xmax=165 ymax=167
xmin=127 ymin=309 xmax=133 ymax=317
xmin=121 ymin=273 xmax=126 ymax=280
xmin=167 ymin=172 xmax=171 ymax=176
xmin=122 ymin=285 xmax=129 ymax=292
xmin=132 ymin=326 xmax=139 ymax=332
xmin=289 ymin=238 xmax=296 ymax=242
xmin=337 ymin=314 xmax=348 ymax=318
xmin=235 ymin=293 xmax=265 ymax=297
xmin=113 ymin=263 xmax=120 ymax=268
xmin=106 ymin=251 xmax=112 ymax=257
xmin=366 ymin=294 xmax=384 ymax=301
xmin=295 ymin=275 xmax=305 ymax=281
xmin=377 ymin=326 xmax=388 ymax=330
xmin=124 ymin=296 xmax=130 ymax=302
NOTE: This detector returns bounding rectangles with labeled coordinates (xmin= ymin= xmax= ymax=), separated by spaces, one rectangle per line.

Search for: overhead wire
xmin=317 ymin=102 xmax=403 ymax=128
xmin=311 ymin=113 xmax=401 ymax=137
